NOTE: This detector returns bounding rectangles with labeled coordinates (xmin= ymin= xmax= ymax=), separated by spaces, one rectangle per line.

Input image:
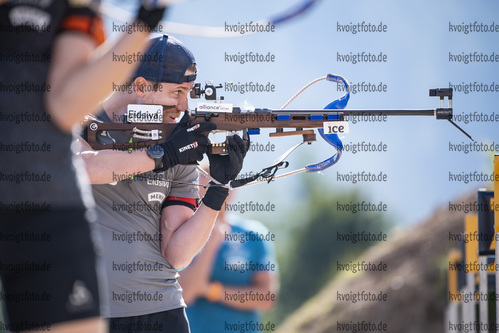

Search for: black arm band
xmin=161 ymin=199 xmax=197 ymax=212
xmin=201 ymin=184 xmax=229 ymax=211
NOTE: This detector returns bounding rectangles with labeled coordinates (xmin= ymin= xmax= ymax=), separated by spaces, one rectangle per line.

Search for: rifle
xmin=84 ymin=74 xmax=471 ymax=188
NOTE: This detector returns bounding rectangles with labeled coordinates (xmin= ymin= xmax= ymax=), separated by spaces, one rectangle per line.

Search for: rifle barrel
xmin=268 ymin=108 xmax=437 ymax=116
xmin=339 ymin=109 xmax=437 ymax=116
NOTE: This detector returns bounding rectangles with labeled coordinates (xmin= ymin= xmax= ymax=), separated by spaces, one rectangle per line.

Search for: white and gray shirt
xmin=91 ymin=111 xmax=198 ymax=318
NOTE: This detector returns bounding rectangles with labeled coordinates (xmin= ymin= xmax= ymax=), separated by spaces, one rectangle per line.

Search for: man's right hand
xmin=201 ymin=134 xmax=248 ymax=211
xmin=159 ymin=112 xmax=217 ymax=170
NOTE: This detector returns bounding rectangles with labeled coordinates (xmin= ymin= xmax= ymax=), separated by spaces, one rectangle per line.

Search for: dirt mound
xmin=275 ymin=192 xmax=474 ymax=333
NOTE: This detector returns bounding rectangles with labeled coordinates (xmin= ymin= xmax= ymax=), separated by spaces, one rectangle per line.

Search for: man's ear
xmin=134 ymin=77 xmax=147 ymax=97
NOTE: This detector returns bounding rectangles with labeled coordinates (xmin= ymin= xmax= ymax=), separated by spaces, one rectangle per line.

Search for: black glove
xmin=159 ymin=112 xmax=217 ymax=170
xmin=207 ymin=135 xmax=247 ymax=184
xmin=136 ymin=3 xmax=168 ymax=30
xmin=202 ymin=135 xmax=248 ymax=211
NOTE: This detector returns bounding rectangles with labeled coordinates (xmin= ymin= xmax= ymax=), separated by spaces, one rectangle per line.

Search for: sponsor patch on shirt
xmin=148 ymin=192 xmax=166 ymax=203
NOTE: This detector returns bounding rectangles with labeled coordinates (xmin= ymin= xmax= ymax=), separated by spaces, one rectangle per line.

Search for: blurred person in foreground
xmin=0 ymin=1 xmax=174 ymax=332
xmin=179 ymin=168 xmax=280 ymax=333
xmin=78 ymin=34 xmax=248 ymax=332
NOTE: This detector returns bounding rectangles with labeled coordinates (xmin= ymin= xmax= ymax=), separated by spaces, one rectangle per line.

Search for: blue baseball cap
xmin=133 ymin=34 xmax=197 ymax=84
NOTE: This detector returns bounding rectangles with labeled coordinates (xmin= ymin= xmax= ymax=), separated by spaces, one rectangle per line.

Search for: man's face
xmin=136 ymin=69 xmax=196 ymax=124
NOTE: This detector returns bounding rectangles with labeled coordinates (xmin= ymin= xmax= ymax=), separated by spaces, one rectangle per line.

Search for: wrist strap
xmin=202 ymin=184 xmax=229 ymax=211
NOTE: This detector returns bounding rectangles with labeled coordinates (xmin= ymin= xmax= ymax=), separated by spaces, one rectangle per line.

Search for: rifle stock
xmin=84 ymin=109 xmax=346 ymax=152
